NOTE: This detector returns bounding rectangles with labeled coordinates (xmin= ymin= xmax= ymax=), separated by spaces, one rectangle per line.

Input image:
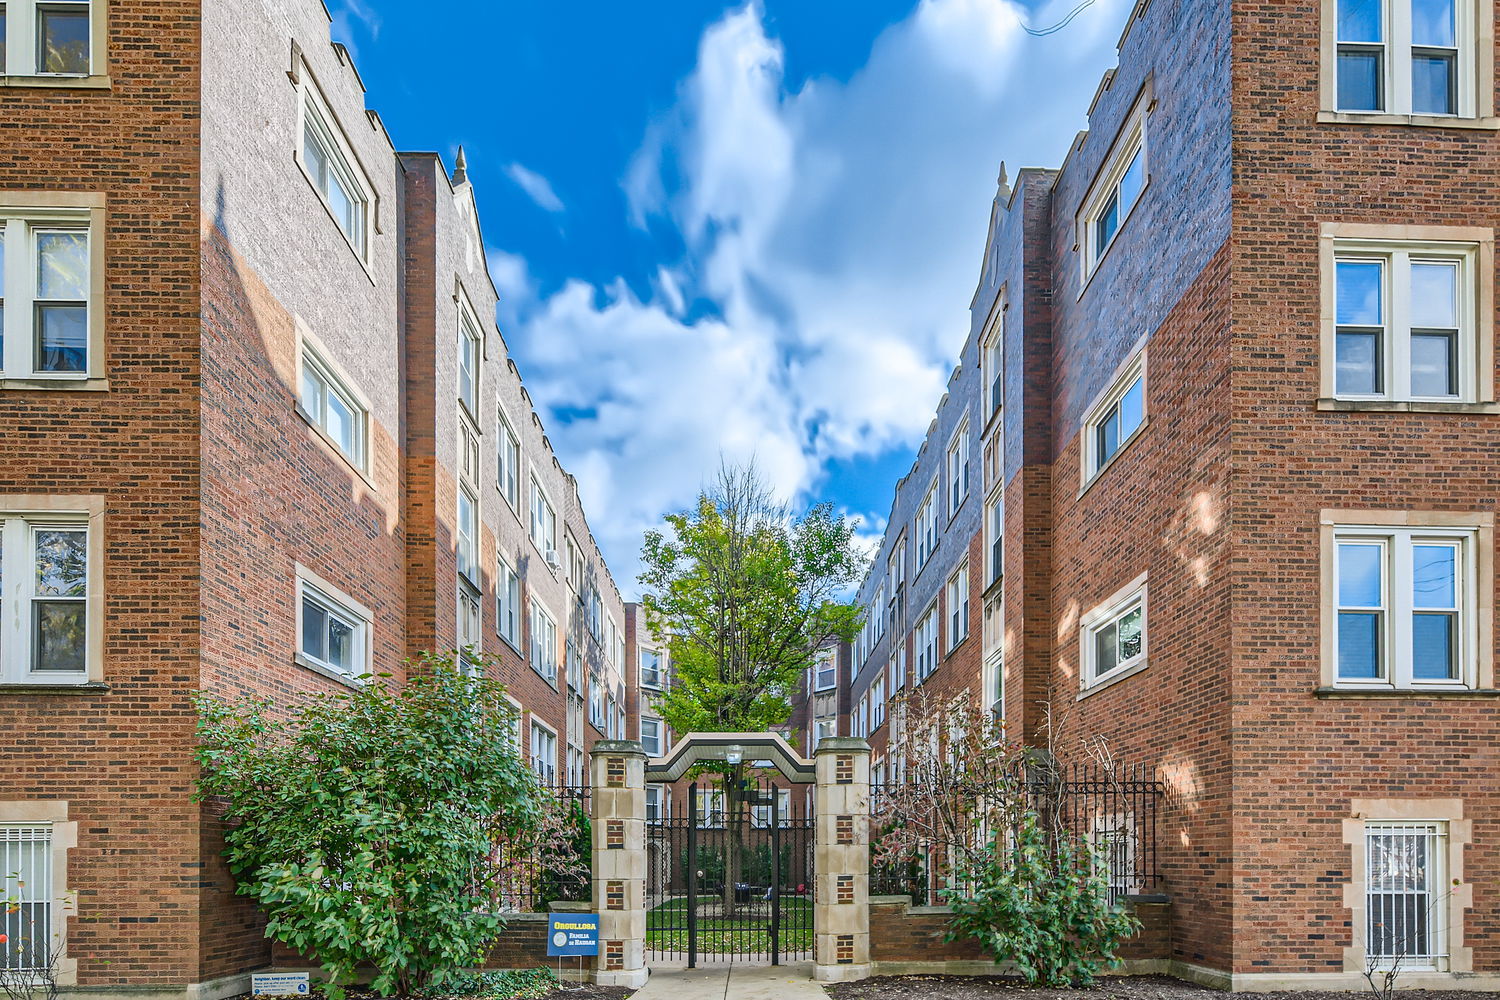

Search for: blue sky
xmin=328 ymin=0 xmax=1131 ymax=594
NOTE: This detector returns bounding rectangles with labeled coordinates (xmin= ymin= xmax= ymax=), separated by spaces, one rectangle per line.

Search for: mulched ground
xmin=533 ymin=987 xmax=633 ymax=1000
xmin=826 ymin=973 xmax=1475 ymax=1000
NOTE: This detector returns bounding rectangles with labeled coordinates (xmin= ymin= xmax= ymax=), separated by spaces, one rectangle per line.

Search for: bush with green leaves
xmin=945 ymin=811 xmax=1141 ymax=987
xmin=194 ymin=654 xmax=556 ymax=998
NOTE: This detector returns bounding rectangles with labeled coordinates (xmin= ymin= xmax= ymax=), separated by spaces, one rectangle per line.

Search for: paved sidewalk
xmin=625 ymin=961 xmax=827 ymax=999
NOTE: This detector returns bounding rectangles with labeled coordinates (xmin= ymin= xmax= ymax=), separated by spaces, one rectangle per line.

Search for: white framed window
xmin=888 ymin=537 xmax=906 ymax=593
xmin=890 ymin=646 xmax=906 ymax=692
xmin=296 ymin=74 xmax=371 ymax=259
xmin=872 ymin=585 xmax=885 ymax=640
xmin=915 ymin=604 xmax=939 ymax=683
xmin=813 ymin=716 xmax=836 ymax=745
xmin=496 ymin=407 xmax=521 ymax=513
xmin=457 ymin=581 xmax=481 ymax=670
xmin=947 ymin=563 xmax=970 ymax=651
xmin=1330 ymin=239 xmax=1482 ymax=402
xmin=0 ymin=510 xmax=97 ymax=685
xmin=503 ymin=694 xmax=524 ymax=757
xmin=458 ymin=307 xmax=480 ymax=417
xmin=751 ymin=788 xmax=792 ymax=828
xmin=915 ymin=482 xmax=938 ymax=570
xmin=529 ymin=474 xmax=556 ymax=561
xmin=985 ymin=492 xmax=1004 ymax=586
xmin=456 ymin=485 xmax=479 ymax=585
xmin=296 ymin=570 xmax=371 ymax=684
xmin=529 ymin=719 xmax=557 ymax=784
xmin=1331 ymin=524 xmax=1479 ymax=688
xmin=640 ymin=647 xmax=665 ymax=689
xmin=645 ymin=786 xmax=667 ymax=822
xmin=1081 ymin=350 xmax=1146 ymax=484
xmin=1 ymin=206 xmax=103 ymax=381
xmin=982 ymin=304 xmax=1004 ymax=422
xmin=0 ymin=823 xmax=54 ymax=972
xmin=1079 ymin=89 xmax=1149 ymax=280
xmin=1331 ymin=0 xmax=1481 ymax=118
xmin=296 ymin=334 xmax=369 ymax=472
xmin=854 ymin=695 xmax=868 ymax=738
xmin=1080 ymin=575 xmax=1147 ymax=690
xmin=1091 ymin=814 xmax=1139 ymax=898
xmin=694 ymin=788 xmax=726 ymax=828
xmin=871 ymin=675 xmax=886 ymax=729
xmin=814 ymin=650 xmax=837 ymax=691
xmin=1364 ymin=821 xmax=1448 ymax=968
xmin=947 ymin=419 xmax=969 ymax=518
xmin=530 ymin=599 xmax=557 ymax=684
xmin=3 ymin=0 xmax=96 ymax=77
xmin=983 ymin=648 xmax=1004 ymax=728
xmin=640 ymin=717 xmax=663 ymax=756
xmin=496 ymin=555 xmax=520 ymax=648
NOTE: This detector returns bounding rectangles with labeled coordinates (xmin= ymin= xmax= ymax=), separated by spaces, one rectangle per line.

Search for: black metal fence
xmin=491 ymin=782 xmax=592 ymax=913
xmin=870 ymin=761 xmax=1161 ymax=905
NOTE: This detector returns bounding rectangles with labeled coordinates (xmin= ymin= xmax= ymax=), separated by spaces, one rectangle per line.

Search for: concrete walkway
xmin=626 ymin=962 xmax=827 ymax=999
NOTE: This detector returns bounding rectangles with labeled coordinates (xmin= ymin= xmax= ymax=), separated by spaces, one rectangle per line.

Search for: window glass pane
xmin=1336 ymin=260 xmax=1383 ymax=325
xmin=1338 ymin=612 xmax=1382 ymax=678
xmin=1412 ymin=614 xmax=1456 ymax=680
xmin=38 ymin=4 xmax=89 ymax=73
xmin=38 ymin=231 xmax=87 ymax=300
xmin=1410 ymin=262 xmax=1457 ymax=328
xmin=1095 ymin=621 xmax=1118 ymax=676
xmin=1338 ymin=0 xmax=1383 ymax=40
xmin=36 ymin=304 xmax=86 ymax=372
xmin=300 ymin=365 xmax=323 ymax=416
xmin=1336 ymin=331 xmax=1382 ymax=395
xmin=1338 ymin=542 xmax=1384 ymax=606
xmin=326 ymin=388 xmax=357 ymax=454
xmin=1412 ymin=544 xmax=1456 ymax=608
xmin=1338 ymin=50 xmax=1384 ymax=111
xmin=1411 ymin=0 xmax=1455 ymax=46
xmin=34 ymin=529 xmax=86 ymax=597
xmin=1410 ymin=332 xmax=1455 ymax=397
xmin=1094 ymin=192 xmax=1119 ymax=253
xmin=304 ymin=121 xmax=329 ymax=186
xmin=1096 ymin=403 xmax=1119 ymax=464
xmin=301 ymin=597 xmax=327 ymax=662
xmin=327 ymin=614 xmax=354 ymax=672
xmin=1119 ymin=375 xmax=1144 ymax=438
xmin=1118 ymin=148 xmax=1144 ymax=216
xmin=326 ymin=173 xmax=357 ymax=240
xmin=1412 ymin=53 xmax=1456 ymax=115
xmin=1117 ymin=606 xmax=1143 ymax=662
xmin=33 ymin=602 xmax=85 ymax=671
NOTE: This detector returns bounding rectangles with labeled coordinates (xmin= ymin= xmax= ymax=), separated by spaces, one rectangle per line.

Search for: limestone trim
xmin=0 ymin=801 xmax=79 ymax=985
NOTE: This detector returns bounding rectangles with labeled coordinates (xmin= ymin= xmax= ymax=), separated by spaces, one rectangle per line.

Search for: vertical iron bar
xmin=687 ymin=783 xmax=698 ymax=969
xmin=771 ymin=782 xmax=782 ymax=965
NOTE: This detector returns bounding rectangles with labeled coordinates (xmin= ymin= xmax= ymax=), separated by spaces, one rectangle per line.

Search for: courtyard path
xmin=627 ymin=961 xmax=827 ymax=999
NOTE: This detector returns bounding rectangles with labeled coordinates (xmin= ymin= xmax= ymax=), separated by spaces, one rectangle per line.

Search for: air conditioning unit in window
xmin=545 ymin=548 xmax=562 ymax=571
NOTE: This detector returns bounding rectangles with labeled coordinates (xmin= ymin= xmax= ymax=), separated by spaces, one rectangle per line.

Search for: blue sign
xmin=547 ymin=912 xmax=600 ymax=956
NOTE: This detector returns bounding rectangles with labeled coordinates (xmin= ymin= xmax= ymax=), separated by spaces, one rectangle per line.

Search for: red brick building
xmin=844 ymin=0 xmax=1500 ymax=989
xmin=0 ymin=0 xmax=626 ymax=995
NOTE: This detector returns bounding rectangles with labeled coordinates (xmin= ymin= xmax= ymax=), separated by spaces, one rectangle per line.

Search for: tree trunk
xmin=721 ymin=768 xmax=743 ymax=919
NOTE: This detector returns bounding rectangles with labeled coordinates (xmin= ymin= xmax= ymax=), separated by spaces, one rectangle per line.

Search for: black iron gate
xmin=645 ymin=778 xmax=813 ymax=966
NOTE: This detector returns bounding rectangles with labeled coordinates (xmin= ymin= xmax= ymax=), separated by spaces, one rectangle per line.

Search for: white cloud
xmin=328 ymin=0 xmax=381 ymax=56
xmin=504 ymin=162 xmax=566 ymax=214
xmin=493 ymin=0 xmax=1129 ymax=595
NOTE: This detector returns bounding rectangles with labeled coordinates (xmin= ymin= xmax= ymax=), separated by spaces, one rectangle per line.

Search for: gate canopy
xmin=645 ymin=731 xmax=815 ymax=784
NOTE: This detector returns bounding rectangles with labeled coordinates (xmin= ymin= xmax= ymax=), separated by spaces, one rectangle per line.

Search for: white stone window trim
xmin=530 ymin=594 xmax=559 ymax=687
xmin=0 ymin=194 xmax=107 ymax=389
xmin=293 ymin=564 xmax=372 ymax=688
xmin=294 ymin=317 xmax=376 ymax=485
xmin=0 ymin=497 xmax=104 ymax=687
xmin=1078 ymin=572 xmax=1149 ymax=697
xmin=1317 ymin=224 xmax=1496 ymax=411
xmin=1319 ymin=0 xmax=1496 ymax=127
xmin=1077 ymin=82 xmax=1153 ymax=292
xmin=1318 ymin=509 xmax=1494 ymax=692
xmin=1342 ymin=799 xmax=1473 ymax=975
xmin=1078 ymin=341 xmax=1149 ymax=494
xmin=1 ymin=0 xmax=109 ymax=86
xmin=0 ymin=802 xmax=78 ymax=984
xmin=291 ymin=58 xmax=376 ymax=270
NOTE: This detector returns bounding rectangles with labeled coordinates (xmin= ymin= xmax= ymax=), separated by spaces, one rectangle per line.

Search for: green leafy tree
xmin=639 ymin=461 xmax=865 ymax=911
xmin=194 ymin=653 xmax=552 ymax=998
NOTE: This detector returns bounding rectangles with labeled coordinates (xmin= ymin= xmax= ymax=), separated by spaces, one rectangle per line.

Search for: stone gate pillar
xmin=589 ymin=740 xmax=649 ymax=988
xmin=813 ymin=737 xmax=871 ymax=982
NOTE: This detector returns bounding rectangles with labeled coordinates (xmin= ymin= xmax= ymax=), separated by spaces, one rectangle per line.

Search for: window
xmin=985 ymin=493 xmax=1004 ymax=586
xmin=1 ymin=206 xmax=103 ymax=381
xmin=947 ymin=564 xmax=970 ymax=650
xmin=814 ymin=650 xmax=837 ymax=691
xmin=947 ymin=420 xmax=969 ymax=518
xmin=888 ymin=537 xmax=906 ymax=592
xmin=982 ymin=307 xmax=1004 ymax=421
xmin=496 ymin=556 xmax=520 ymax=648
xmin=645 ymin=786 xmax=667 ymax=822
xmin=640 ymin=717 xmax=663 ymax=756
xmin=871 ymin=675 xmax=886 ymax=729
xmin=1091 ymin=815 xmax=1139 ymax=899
xmin=296 ymin=338 xmax=369 ymax=471
xmin=529 ymin=475 xmax=556 ymax=560
xmin=1331 ymin=522 xmax=1481 ymax=688
xmin=3 ymin=0 xmax=95 ymax=76
xmin=813 ymin=717 xmax=836 ymax=745
xmin=457 ymin=582 xmax=481 ymax=670
xmin=872 ymin=586 xmax=885 ymax=640
xmin=0 ymin=823 xmax=53 ymax=971
xmin=456 ymin=486 xmax=479 ymax=585
xmin=983 ymin=649 xmax=1004 ymax=728
xmin=530 ymin=600 xmax=557 ymax=683
xmin=854 ymin=695 xmax=868 ymax=738
xmin=458 ymin=309 xmax=480 ymax=417
xmin=1080 ymin=576 xmax=1147 ymax=690
xmin=297 ymin=573 xmax=370 ymax=683
xmin=640 ymin=647 xmax=664 ymax=689
xmin=496 ymin=408 xmax=520 ymax=512
xmin=1364 ymin=821 xmax=1447 ymax=967
xmin=298 ymin=81 xmax=370 ymax=257
xmin=915 ymin=604 xmax=939 ymax=683
xmin=915 ymin=483 xmax=938 ymax=570
xmin=1082 ymin=351 xmax=1146 ymax=483
xmin=1328 ymin=237 xmax=1485 ymax=403
xmin=751 ymin=789 xmax=792 ymax=828
xmin=891 ymin=646 xmax=906 ymax=692
xmin=1079 ymin=90 xmax=1149 ymax=279
xmin=529 ymin=720 xmax=557 ymax=784
xmin=1331 ymin=0 xmax=1482 ymax=117
xmin=694 ymin=788 xmax=726 ymax=828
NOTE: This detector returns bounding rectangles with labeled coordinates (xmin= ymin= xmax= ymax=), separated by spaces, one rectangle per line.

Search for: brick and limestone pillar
xmin=589 ymin=740 xmax=649 ymax=988
xmin=813 ymin=737 xmax=872 ymax=983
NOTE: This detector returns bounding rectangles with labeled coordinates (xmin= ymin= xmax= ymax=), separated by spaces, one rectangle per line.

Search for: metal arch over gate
xmin=644 ymin=733 xmax=815 ymax=968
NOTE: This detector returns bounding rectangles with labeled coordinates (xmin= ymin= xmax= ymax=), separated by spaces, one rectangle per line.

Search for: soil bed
xmin=827 ymin=974 xmax=1476 ymax=1000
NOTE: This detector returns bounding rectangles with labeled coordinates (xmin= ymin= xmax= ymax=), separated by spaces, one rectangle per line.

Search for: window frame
xmin=1077 ymin=85 xmax=1152 ymax=286
xmin=456 ymin=483 xmax=480 ymax=586
xmin=640 ymin=646 xmax=665 ymax=689
xmin=0 ymin=196 xmax=106 ymax=387
xmin=871 ymin=675 xmax=886 ymax=729
xmin=946 ymin=417 xmax=970 ymax=520
xmin=294 ymin=565 xmax=372 ymax=687
xmin=946 ymin=562 xmax=970 ymax=652
xmin=528 ymin=718 xmax=558 ymax=784
xmin=0 ymin=802 xmax=77 ymax=985
xmin=0 ymin=500 xmax=103 ymax=686
xmin=915 ymin=601 xmax=939 ymax=683
xmin=530 ymin=596 xmax=558 ymax=686
xmin=457 ymin=303 xmax=482 ymax=420
xmin=496 ymin=405 xmax=521 ymax=515
xmin=1079 ymin=346 xmax=1148 ymax=490
xmin=1320 ymin=510 xmax=1492 ymax=692
xmin=1079 ymin=573 xmax=1149 ymax=694
xmin=984 ymin=490 xmax=1004 ymax=587
xmin=1 ymin=0 xmax=109 ymax=84
xmin=1318 ymin=225 xmax=1494 ymax=409
xmin=295 ymin=321 xmax=373 ymax=478
xmin=915 ymin=480 xmax=939 ymax=571
xmin=980 ymin=296 xmax=1005 ymax=426
xmin=293 ymin=64 xmax=375 ymax=264
xmin=814 ymin=650 xmax=837 ymax=691
xmin=529 ymin=473 xmax=557 ymax=563
xmin=640 ymin=716 xmax=663 ymax=757
xmin=496 ymin=553 xmax=521 ymax=650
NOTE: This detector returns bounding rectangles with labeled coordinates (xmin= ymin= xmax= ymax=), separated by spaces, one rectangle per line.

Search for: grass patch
xmin=646 ymin=896 xmax=813 ymax=956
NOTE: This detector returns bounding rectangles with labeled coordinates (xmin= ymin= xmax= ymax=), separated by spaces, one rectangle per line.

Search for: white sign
xmin=251 ymin=973 xmax=310 ymax=996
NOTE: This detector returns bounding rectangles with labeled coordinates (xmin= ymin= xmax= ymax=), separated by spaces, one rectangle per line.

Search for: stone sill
xmin=293 ymin=653 xmax=367 ymax=689
xmin=0 ymin=682 xmax=109 ymax=695
xmin=0 ymin=74 xmax=111 ymax=90
xmin=1317 ymin=110 xmax=1500 ymax=131
xmin=1314 ymin=687 xmax=1500 ymax=700
xmin=1316 ymin=398 xmax=1500 ymax=415
xmin=0 ymin=377 xmax=110 ymax=392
